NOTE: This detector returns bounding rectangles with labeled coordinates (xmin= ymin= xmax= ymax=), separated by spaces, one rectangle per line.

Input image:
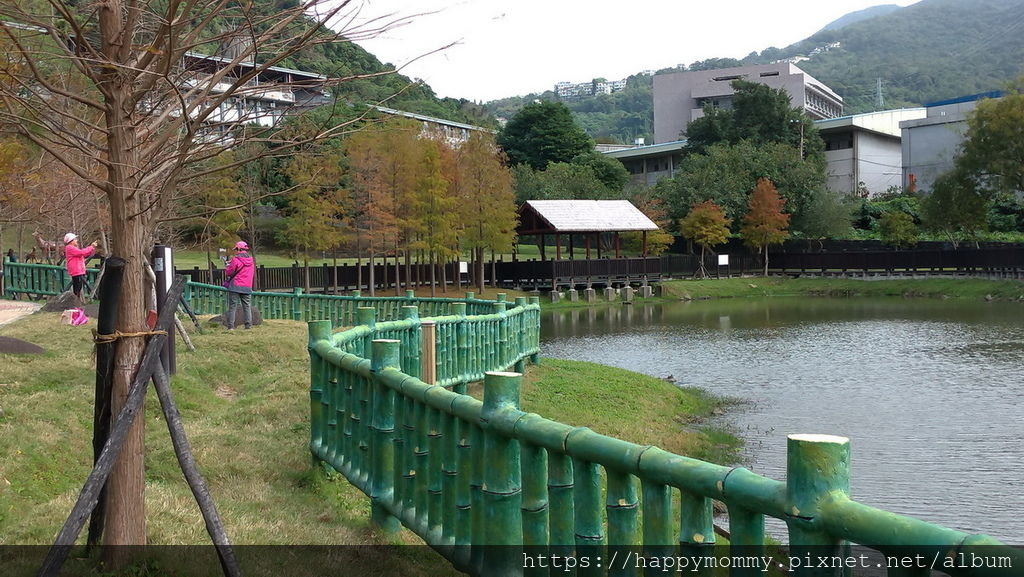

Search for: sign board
xmin=718 ymin=254 xmax=729 ymax=266
xmin=459 ymin=261 xmax=469 ymax=274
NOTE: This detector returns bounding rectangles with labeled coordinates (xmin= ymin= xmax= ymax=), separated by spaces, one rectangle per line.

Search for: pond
xmin=540 ymin=297 xmax=1024 ymax=543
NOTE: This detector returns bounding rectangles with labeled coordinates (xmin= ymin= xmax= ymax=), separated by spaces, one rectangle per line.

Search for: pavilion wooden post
xmin=615 ymin=232 xmax=621 ymax=258
xmin=585 ymin=234 xmax=592 ymax=260
xmin=642 ymin=231 xmax=649 ymax=257
xmin=555 ymin=234 xmax=561 ymax=260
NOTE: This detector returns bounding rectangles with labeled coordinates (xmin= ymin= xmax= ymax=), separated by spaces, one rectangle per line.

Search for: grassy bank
xmin=0 ymin=310 xmax=736 ymax=572
xmin=657 ymin=276 xmax=1024 ymax=301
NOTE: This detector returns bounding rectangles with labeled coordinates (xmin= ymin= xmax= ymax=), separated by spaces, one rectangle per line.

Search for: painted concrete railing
xmin=309 ymin=307 xmax=1021 ymax=577
xmin=1 ymin=262 xmax=501 ymax=324
xmin=183 ymin=281 xmax=503 ymax=326
xmin=2 ymin=261 xmax=101 ymax=298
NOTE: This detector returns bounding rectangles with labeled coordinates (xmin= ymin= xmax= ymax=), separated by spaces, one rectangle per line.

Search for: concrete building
xmin=653 ymin=62 xmax=843 ymax=143
xmin=816 ymin=108 xmax=926 ymax=196
xmin=602 ymin=141 xmax=687 ymax=187
xmin=373 ymin=106 xmax=495 ymax=146
xmin=900 ymin=92 xmax=1001 ymax=194
xmin=182 ymin=52 xmax=330 ymax=130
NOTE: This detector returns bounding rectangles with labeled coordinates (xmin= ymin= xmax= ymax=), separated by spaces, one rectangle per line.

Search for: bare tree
xmin=0 ymin=0 xmax=423 ymax=558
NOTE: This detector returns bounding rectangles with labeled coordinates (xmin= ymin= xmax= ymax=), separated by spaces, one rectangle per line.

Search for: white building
xmin=816 ymin=108 xmax=926 ymax=196
xmin=181 ymin=52 xmax=330 ymax=130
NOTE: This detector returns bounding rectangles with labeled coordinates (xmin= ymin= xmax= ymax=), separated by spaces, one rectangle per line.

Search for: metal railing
xmin=309 ymin=300 xmax=1021 ymax=577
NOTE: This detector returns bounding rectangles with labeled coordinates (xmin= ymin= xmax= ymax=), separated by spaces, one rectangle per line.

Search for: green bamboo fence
xmin=308 ymin=307 xmax=1021 ymax=577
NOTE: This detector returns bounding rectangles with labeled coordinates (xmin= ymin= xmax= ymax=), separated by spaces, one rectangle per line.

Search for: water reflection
xmin=541 ymin=297 xmax=1024 ymax=543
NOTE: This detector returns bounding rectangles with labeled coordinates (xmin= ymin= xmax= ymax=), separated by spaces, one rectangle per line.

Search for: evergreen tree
xmin=497 ymin=100 xmax=593 ymax=170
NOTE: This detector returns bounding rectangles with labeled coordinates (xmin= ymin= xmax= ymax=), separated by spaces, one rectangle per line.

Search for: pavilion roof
xmin=517 ymin=200 xmax=659 ymax=234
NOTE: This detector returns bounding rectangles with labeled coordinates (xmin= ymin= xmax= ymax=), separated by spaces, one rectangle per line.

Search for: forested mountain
xmin=817 ymin=4 xmax=903 ymax=32
xmin=279 ymin=31 xmax=498 ymax=129
xmin=480 ymin=0 xmax=1024 ymax=144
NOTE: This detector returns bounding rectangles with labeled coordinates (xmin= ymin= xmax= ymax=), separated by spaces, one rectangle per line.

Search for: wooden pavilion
xmin=516 ymin=200 xmax=660 ymax=260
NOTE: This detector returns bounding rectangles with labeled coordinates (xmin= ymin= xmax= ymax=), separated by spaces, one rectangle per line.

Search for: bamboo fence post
xmin=786 ymin=434 xmax=850 ymax=577
xmin=606 ymin=470 xmax=639 ymax=577
xmin=641 ymin=480 xmax=675 ymax=563
xmin=369 ymin=339 xmax=401 ymax=533
xmin=307 ymin=321 xmax=332 ymax=462
xmin=453 ymin=303 xmax=468 ymax=394
xmin=481 ymin=371 xmax=523 ymax=577
xmin=401 ymin=305 xmax=420 ymax=378
xmin=679 ymin=490 xmax=715 ymax=577
xmin=520 ymin=443 xmax=549 ymax=549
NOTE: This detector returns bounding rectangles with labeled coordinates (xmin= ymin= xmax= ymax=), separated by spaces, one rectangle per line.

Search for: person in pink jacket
xmin=224 ymin=240 xmax=255 ymax=330
xmin=63 ymin=232 xmax=98 ymax=301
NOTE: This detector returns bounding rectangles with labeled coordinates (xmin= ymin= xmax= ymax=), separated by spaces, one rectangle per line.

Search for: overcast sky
xmin=345 ymin=1 xmax=920 ymax=103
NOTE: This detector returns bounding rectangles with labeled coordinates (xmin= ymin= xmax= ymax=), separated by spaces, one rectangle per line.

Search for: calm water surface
xmin=540 ymin=297 xmax=1024 ymax=543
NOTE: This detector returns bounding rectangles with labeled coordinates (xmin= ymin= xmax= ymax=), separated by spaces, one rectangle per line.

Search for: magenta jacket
xmin=224 ymin=252 xmax=255 ymax=293
xmin=64 ymin=244 xmax=96 ymax=277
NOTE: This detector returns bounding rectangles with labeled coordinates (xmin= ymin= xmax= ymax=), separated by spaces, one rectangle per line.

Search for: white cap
xmin=63 ymin=233 xmax=78 ymax=244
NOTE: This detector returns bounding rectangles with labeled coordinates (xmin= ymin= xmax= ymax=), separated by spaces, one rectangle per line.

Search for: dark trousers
xmin=226 ymin=291 xmax=252 ymax=329
xmin=72 ymin=275 xmax=86 ymax=298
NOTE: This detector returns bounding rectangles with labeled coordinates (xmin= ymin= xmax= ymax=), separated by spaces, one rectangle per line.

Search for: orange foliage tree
xmin=740 ymin=178 xmax=790 ymax=276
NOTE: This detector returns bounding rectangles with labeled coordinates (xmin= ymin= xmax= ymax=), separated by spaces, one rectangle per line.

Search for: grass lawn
xmin=0 ymin=307 xmax=736 ymax=574
xmin=656 ymin=275 xmax=1024 ymax=301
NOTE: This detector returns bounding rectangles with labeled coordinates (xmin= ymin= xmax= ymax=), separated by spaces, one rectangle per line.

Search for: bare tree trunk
xmin=429 ymin=253 xmax=436 ymax=297
xmin=440 ymin=256 xmax=447 ymax=294
xmin=100 ymin=33 xmax=148 ymax=556
xmin=105 ymin=217 xmax=148 ymax=558
xmin=367 ymin=253 xmax=375 ymax=296
xmin=476 ymin=247 xmax=485 ymax=293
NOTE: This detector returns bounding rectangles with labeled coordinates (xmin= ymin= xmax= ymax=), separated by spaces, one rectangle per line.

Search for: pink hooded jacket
xmin=64 ymin=244 xmax=96 ymax=277
xmin=224 ymin=251 xmax=255 ymax=293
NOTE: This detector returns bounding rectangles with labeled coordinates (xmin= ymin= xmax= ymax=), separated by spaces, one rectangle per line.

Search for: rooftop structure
xmin=373 ymin=106 xmax=495 ymax=146
xmin=181 ymin=52 xmax=330 ymax=130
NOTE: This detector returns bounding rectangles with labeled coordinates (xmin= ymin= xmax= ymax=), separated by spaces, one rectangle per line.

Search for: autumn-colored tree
xmin=741 ymin=178 xmax=790 ymax=276
xmin=1 ymin=0 xmax=412 ymax=552
xmin=680 ymin=200 xmax=731 ymax=278
xmin=623 ymin=188 xmax=676 ymax=256
xmin=346 ymin=125 xmax=402 ymax=295
xmin=455 ymin=132 xmax=518 ymax=292
xmin=410 ymin=140 xmax=459 ymax=295
xmin=279 ymin=146 xmax=349 ymax=291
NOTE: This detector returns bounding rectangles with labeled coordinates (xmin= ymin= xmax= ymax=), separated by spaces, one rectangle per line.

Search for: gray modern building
xmin=900 ymin=92 xmax=1000 ymax=194
xmin=817 ymin=108 xmax=926 ymax=196
xmin=602 ymin=141 xmax=687 ymax=187
xmin=653 ymin=62 xmax=844 ymax=144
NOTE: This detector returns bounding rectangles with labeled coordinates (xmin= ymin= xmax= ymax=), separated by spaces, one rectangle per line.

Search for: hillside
xmin=278 ymin=29 xmax=498 ymax=129
xmin=817 ymin=4 xmax=903 ymax=32
xmin=481 ymin=0 xmax=1024 ymax=144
